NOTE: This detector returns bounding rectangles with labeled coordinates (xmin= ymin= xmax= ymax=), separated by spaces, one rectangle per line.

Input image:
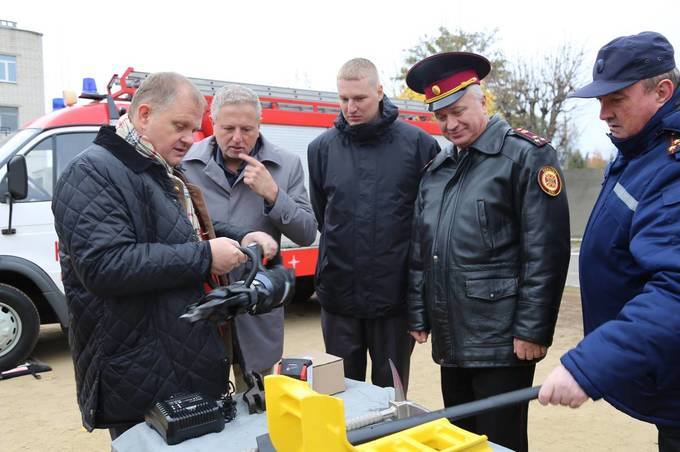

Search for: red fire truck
xmin=0 ymin=67 xmax=446 ymax=370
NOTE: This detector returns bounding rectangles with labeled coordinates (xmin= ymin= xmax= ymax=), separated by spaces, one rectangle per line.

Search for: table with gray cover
xmin=112 ymin=379 xmax=394 ymax=452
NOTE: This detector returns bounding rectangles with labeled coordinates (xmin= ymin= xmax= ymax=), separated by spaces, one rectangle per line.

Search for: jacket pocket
xmin=97 ymin=340 xmax=163 ymax=424
xmin=465 ymin=277 xmax=517 ymax=301
xmin=476 ymin=200 xmax=493 ymax=250
xmin=462 ymin=277 xmax=518 ymax=345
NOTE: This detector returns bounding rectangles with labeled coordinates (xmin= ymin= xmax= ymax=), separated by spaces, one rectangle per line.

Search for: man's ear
xmin=377 ymin=84 xmax=384 ymax=101
xmin=656 ymin=79 xmax=674 ymax=105
xmin=136 ymin=104 xmax=152 ymax=128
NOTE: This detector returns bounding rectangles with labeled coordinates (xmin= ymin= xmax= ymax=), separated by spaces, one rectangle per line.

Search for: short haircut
xmin=129 ymin=72 xmax=206 ymax=118
xmin=642 ymin=67 xmax=680 ymax=92
xmin=466 ymin=84 xmax=484 ymax=101
xmin=210 ymin=84 xmax=262 ymax=121
xmin=337 ymin=58 xmax=380 ymax=85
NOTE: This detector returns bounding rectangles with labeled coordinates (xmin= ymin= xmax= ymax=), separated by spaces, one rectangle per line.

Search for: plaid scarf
xmin=115 ymin=114 xmax=202 ymax=240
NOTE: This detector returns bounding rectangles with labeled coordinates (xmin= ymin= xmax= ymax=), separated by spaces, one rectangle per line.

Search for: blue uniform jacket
xmin=563 ymin=91 xmax=680 ymax=427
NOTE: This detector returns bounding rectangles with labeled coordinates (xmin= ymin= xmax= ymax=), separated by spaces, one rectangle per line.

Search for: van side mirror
xmin=7 ymin=155 xmax=28 ymax=200
xmin=2 ymin=155 xmax=28 ymax=235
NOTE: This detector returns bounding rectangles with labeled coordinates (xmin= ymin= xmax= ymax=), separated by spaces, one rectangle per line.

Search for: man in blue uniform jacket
xmin=539 ymin=31 xmax=680 ymax=451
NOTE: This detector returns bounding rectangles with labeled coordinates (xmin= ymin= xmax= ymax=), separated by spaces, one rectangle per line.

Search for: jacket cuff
xmin=213 ymin=221 xmax=253 ymax=243
xmin=266 ymin=188 xmax=295 ymax=224
xmin=561 ymin=352 xmax=604 ymax=400
xmin=512 ymin=300 xmax=557 ymax=346
xmin=200 ymin=240 xmax=214 ymax=279
xmin=407 ymin=300 xmax=430 ymax=331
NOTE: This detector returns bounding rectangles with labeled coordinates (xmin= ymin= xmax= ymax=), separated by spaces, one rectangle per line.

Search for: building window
xmin=0 ymin=55 xmax=17 ymax=83
xmin=0 ymin=106 xmax=18 ymax=134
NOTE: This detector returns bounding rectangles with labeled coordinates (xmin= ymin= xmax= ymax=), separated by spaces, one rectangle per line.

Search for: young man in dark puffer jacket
xmin=307 ymin=58 xmax=440 ymax=392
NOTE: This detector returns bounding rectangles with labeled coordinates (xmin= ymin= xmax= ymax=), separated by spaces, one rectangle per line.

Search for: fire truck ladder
xmin=113 ymin=68 xmax=431 ymax=114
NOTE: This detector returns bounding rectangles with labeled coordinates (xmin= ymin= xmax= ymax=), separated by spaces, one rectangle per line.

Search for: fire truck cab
xmin=0 ymin=67 xmax=446 ymax=371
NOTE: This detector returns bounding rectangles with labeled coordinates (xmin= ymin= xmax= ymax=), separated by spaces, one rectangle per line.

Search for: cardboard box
xmin=279 ymin=351 xmax=345 ymax=395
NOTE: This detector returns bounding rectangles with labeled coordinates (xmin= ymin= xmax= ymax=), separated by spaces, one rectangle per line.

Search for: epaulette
xmin=512 ymin=128 xmax=549 ymax=147
xmin=668 ymin=132 xmax=680 ymax=157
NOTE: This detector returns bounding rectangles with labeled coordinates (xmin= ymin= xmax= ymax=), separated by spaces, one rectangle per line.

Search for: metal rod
xmin=347 ymin=385 xmax=540 ymax=445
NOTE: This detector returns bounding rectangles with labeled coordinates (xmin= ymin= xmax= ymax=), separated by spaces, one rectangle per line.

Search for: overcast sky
xmin=5 ymin=0 xmax=680 ymax=157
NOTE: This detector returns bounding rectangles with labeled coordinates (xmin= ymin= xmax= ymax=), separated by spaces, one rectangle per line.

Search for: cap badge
xmin=596 ymin=59 xmax=605 ymax=73
xmin=537 ymin=166 xmax=562 ymax=197
xmin=432 ymin=85 xmax=441 ymax=96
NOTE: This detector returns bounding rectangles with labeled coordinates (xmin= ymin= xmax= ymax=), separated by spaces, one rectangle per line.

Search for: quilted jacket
xmin=52 ymin=126 xmax=248 ymax=430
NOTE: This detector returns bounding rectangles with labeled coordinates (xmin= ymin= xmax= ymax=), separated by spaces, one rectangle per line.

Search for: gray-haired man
xmin=183 ymin=85 xmax=317 ymax=389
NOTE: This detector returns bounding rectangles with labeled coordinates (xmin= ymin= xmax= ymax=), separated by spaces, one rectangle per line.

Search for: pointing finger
xmin=238 ymin=153 xmax=262 ymax=166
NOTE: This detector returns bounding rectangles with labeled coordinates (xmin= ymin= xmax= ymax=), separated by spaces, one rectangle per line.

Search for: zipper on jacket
xmin=476 ymin=199 xmax=493 ymax=250
xmin=431 ymin=153 xmax=471 ymax=362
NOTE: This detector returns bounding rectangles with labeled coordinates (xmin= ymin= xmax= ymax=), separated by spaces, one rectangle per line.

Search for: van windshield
xmin=0 ymin=129 xmax=40 ymax=168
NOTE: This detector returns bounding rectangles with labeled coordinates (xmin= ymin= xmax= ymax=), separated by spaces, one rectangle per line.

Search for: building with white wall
xmin=0 ymin=19 xmax=44 ymax=137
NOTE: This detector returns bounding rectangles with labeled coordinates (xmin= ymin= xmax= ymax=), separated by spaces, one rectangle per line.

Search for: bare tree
xmin=496 ymin=43 xmax=585 ymax=153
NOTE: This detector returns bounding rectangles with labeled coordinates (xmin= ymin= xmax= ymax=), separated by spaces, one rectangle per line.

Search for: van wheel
xmin=0 ymin=284 xmax=40 ymax=371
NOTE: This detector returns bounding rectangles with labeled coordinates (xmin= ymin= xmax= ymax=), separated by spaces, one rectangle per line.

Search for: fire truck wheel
xmin=0 ymin=284 xmax=40 ymax=372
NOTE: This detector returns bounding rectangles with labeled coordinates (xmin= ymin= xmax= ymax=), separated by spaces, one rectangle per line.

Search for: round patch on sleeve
xmin=537 ymin=166 xmax=562 ymax=196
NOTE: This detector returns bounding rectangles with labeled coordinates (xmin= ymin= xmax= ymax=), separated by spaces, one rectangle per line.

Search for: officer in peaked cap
xmin=539 ymin=32 xmax=680 ymax=451
xmin=405 ymin=52 xmax=570 ymax=452
xmin=406 ymin=51 xmax=491 ymax=111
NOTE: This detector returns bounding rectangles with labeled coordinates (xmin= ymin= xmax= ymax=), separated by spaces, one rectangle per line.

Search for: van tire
xmin=0 ymin=284 xmax=40 ymax=372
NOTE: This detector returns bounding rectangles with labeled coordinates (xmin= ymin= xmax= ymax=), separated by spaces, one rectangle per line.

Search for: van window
xmin=2 ymin=131 xmax=97 ymax=203
xmin=22 ymin=137 xmax=54 ymax=202
xmin=55 ymin=132 xmax=97 ymax=177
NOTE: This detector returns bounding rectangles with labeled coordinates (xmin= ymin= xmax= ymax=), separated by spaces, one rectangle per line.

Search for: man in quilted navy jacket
xmin=539 ymin=32 xmax=680 ymax=451
xmin=52 ymin=72 xmax=276 ymax=439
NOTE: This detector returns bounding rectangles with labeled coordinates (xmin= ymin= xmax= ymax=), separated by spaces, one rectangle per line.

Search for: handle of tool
xmin=346 ymin=407 xmax=397 ymax=431
xmin=347 ymin=385 xmax=540 ymax=445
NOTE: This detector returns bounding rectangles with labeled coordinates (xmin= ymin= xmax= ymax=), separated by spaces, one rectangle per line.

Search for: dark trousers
xmin=658 ymin=424 xmax=680 ymax=452
xmin=320 ymin=308 xmax=414 ymax=393
xmin=441 ymin=365 xmax=536 ymax=452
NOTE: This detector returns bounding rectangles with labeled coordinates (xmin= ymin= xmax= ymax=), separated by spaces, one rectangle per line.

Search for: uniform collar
xmin=467 ymin=115 xmax=509 ymax=155
xmin=610 ymin=88 xmax=680 ymax=158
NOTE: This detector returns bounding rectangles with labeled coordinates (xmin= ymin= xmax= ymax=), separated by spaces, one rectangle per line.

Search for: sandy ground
xmin=0 ymin=287 xmax=658 ymax=451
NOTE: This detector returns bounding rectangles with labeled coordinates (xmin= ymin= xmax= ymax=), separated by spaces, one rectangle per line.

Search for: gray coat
xmin=183 ymin=134 xmax=316 ymax=372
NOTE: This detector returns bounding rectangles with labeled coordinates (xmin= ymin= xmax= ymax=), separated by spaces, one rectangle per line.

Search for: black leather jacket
xmin=407 ymin=115 xmax=570 ymax=367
